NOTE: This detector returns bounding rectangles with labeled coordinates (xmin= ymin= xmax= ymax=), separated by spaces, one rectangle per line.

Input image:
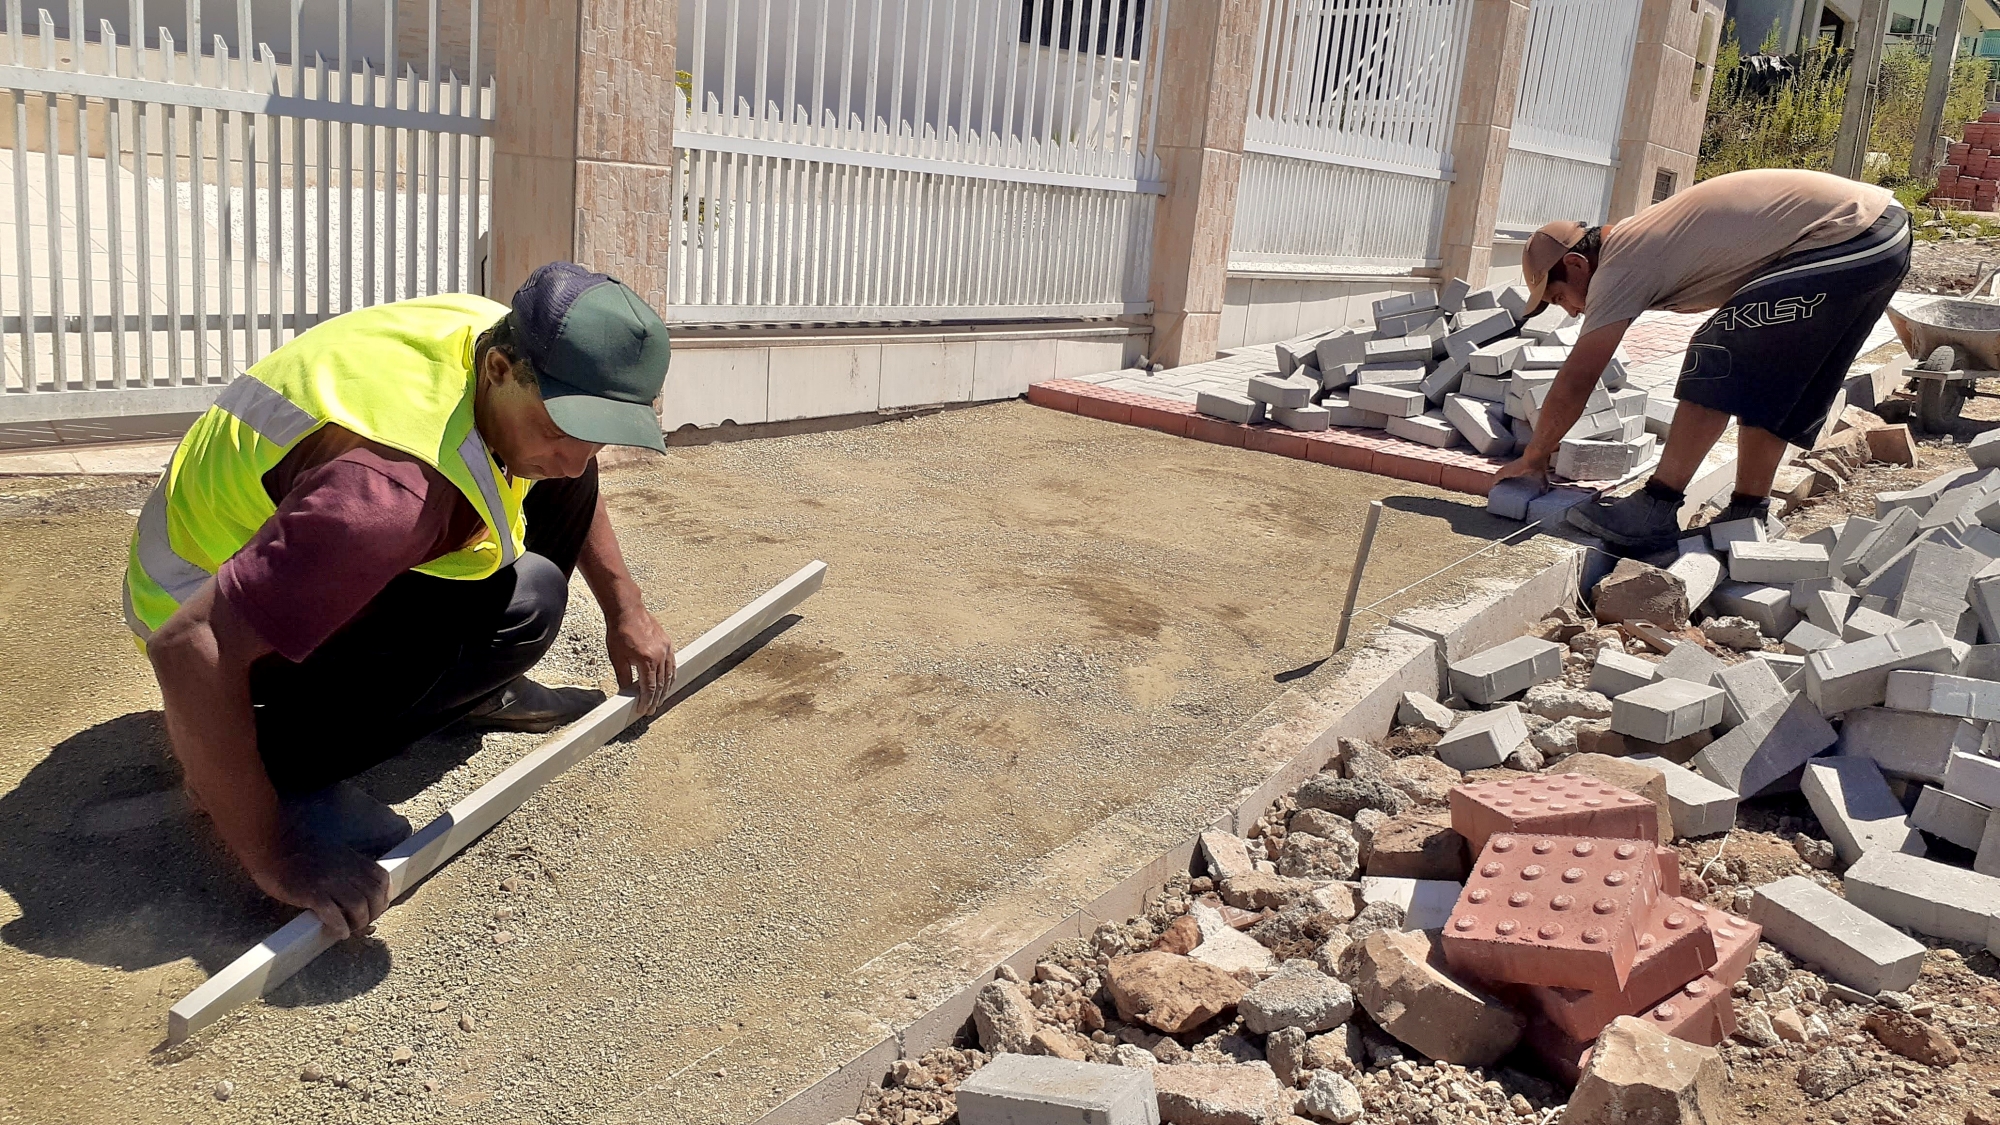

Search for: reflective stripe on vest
xmin=457 ymin=428 xmax=519 ymax=568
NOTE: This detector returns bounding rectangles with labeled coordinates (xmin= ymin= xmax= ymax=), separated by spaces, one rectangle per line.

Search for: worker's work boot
xmin=280 ymin=780 xmax=413 ymax=858
xmin=1711 ymin=495 xmax=1773 ymax=527
xmin=1565 ymin=487 xmax=1682 ymax=556
xmin=461 ymin=676 xmax=602 ymax=734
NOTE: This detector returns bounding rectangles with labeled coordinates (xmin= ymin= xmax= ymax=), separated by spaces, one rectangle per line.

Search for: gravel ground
xmin=0 ymin=400 xmax=1562 ymax=1125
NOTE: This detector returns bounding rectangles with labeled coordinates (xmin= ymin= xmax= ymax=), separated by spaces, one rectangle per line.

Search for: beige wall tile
xmin=576 ymin=0 xmax=678 ymax=166
xmin=878 ymin=340 xmax=973 ymax=409
xmin=767 ymin=344 xmax=883 ymax=422
xmin=972 ymin=336 xmax=1058 ymax=399
xmin=661 ymin=345 xmax=769 ymax=429
xmin=490 ymin=153 xmax=577 ymax=298
xmin=1219 ymin=276 xmax=1252 ymax=350
xmin=1438 ymin=0 xmax=1530 ymax=287
xmin=1055 ymin=338 xmax=1133 ymax=380
xmin=1241 ymin=278 xmax=1304 ymax=346
xmin=575 ymin=160 xmax=675 ymax=309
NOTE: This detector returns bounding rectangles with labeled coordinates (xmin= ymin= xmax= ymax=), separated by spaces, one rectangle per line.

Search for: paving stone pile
xmin=1191 ymin=281 xmax=1655 ymax=481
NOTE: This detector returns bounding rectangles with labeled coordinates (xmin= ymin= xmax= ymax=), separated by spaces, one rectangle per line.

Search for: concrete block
xmin=1517 ymin=305 xmax=1569 ymax=343
xmin=1612 ymin=679 xmax=1726 ymax=743
xmin=1349 ymin=384 xmax=1429 ymax=418
xmin=1272 ymin=405 xmax=1332 ymax=432
xmin=1364 ymin=335 xmax=1433 ymax=364
xmin=1497 ymin=286 xmax=1532 ymax=319
xmin=1754 ymin=651 xmax=1807 ymax=690
xmin=1947 ymin=750 xmax=2000 ymax=807
xmin=1971 ymin=562 xmax=2000 ymax=644
xmin=1628 ymin=755 xmax=1741 ymax=838
xmin=1373 ymin=292 xmax=1432 ymax=320
xmin=1707 ymin=582 xmax=1800 ymax=639
xmin=1893 ymin=542 xmax=1987 ymax=631
xmin=1841 ymin=606 xmax=1904 ymax=642
xmin=1655 ymin=642 xmax=1725 ymax=687
xmin=1468 ymin=340 xmax=1526 ymax=377
xmin=1828 ymin=516 xmax=1881 ymax=574
xmin=1836 ymin=706 xmax=1985 ymax=784
xmin=1486 ymin=477 xmax=1546 ymax=521
xmin=1716 ymin=658 xmax=1787 ymax=729
xmin=1729 ymin=540 xmax=1830 ymax=584
xmin=1877 ymin=489 xmax=1935 ymax=518
xmin=1511 ymin=417 xmax=1534 ymax=447
xmin=955 ymin=1053 xmax=1160 ymax=1125
xmin=1706 ymin=518 xmax=1766 ymax=553
xmin=1448 ymin=636 xmax=1565 ymax=704
xmin=1462 ymin=287 xmax=1498 ymax=311
xmin=1459 ymin=372 xmax=1507 ymax=402
xmin=1805 ymin=621 xmax=1958 ymax=715
xmin=1354 ymin=361 xmax=1429 ymax=387
xmin=1556 ymin=438 xmax=1642 ymax=482
xmin=1800 ymin=758 xmax=1923 ymax=866
xmin=1644 ymin=396 xmax=1675 ymax=438
xmin=1316 ymin=331 xmax=1370 ymax=370
xmin=1196 ymin=391 xmax=1266 ymax=425
xmin=1609 ymin=387 xmax=1649 ymax=419
xmin=1911 ymin=785 xmax=1990 ymax=850
xmin=1782 ymin=620 xmax=1843 ymax=655
xmin=1857 ymin=530 xmax=1956 ymax=604
xmin=1962 ymin=645 xmax=2000 ymax=680
xmin=1321 ymin=393 xmax=1389 ymax=429
xmin=1971 ymin=429 xmax=2000 ymax=470
xmin=1385 ymin=412 xmax=1464 ymax=449
xmin=1439 ymin=278 xmax=1471 ymax=315
xmin=1845 ymin=507 xmax=1922 ymax=582
xmin=1843 ymin=849 xmax=2000 ymax=944
xmin=1885 ymin=670 xmax=2000 ymax=720
xmin=1747 ymin=876 xmax=1927 ymax=995
xmin=1444 ymin=395 xmax=1512 ymax=456
xmin=1444 ymin=308 xmax=1517 ymax=358
xmin=1247 ymin=375 xmax=1312 ymax=409
xmin=1422 ymin=353 xmax=1470 ymax=403
xmin=1440 ymin=833 xmax=1661 ymax=993
xmin=1527 ymin=486 xmax=1599 ymax=527
xmin=1590 ymin=650 xmax=1660 ymax=698
xmin=1692 ymin=694 xmax=1837 ymax=796
xmin=1670 ymin=541 xmax=1723 ymax=609
xmin=1359 ymin=876 xmax=1463 ymax=932
xmin=1520 ymin=346 xmax=1568 ymax=369
xmin=1320 ymin=361 xmax=1361 ymax=392
xmin=1435 ymin=704 xmax=1529 ymax=771
xmin=1976 ymin=809 xmax=2000 ymax=877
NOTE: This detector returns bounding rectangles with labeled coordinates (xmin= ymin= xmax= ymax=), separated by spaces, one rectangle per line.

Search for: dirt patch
xmin=0 ymin=401 xmax=1560 ymax=1125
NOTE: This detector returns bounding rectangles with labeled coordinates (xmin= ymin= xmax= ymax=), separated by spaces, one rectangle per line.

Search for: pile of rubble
xmin=1192 ymin=279 xmax=1659 ymax=482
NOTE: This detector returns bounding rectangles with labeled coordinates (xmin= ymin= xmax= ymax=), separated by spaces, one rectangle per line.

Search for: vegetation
xmin=1697 ymin=17 xmax=1991 ymax=204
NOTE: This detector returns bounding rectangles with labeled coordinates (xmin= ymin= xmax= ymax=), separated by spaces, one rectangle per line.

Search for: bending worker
xmin=1495 ymin=167 xmax=1911 ymax=555
xmin=125 ymin=262 xmax=678 ymax=939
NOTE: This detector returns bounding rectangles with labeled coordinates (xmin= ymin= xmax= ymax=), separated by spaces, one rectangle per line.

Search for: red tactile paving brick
xmin=1442 ymin=464 xmax=1498 ymax=496
xmin=1687 ymin=900 xmax=1761 ymax=986
xmin=1526 ymin=895 xmax=1720 ymax=1040
xmin=1524 ymin=1016 xmax=1594 ymax=1087
xmin=1376 ymin=450 xmax=1445 ymax=487
xmin=1449 ymin=774 xmax=1660 ymax=856
xmin=1129 ymin=402 xmax=1193 ymax=437
xmin=1442 ymin=834 xmax=1665 ymax=992
xmin=1654 ymin=844 xmax=1680 ymax=897
xmin=1075 ymin=395 xmax=1133 ymax=425
xmin=1307 ymin=436 xmax=1374 ymax=472
xmin=1635 ymin=974 xmax=1735 ymax=1046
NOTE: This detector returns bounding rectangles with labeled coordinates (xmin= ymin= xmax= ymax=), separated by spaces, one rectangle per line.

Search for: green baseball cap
xmin=510 ymin=261 xmax=672 ymax=453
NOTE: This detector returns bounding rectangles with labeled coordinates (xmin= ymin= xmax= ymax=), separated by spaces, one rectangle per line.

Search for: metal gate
xmin=1493 ymin=0 xmax=1642 ymax=234
xmin=0 ymin=0 xmax=493 ymax=425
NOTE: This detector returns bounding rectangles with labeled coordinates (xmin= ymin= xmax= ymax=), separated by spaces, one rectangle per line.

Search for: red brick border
xmin=1027 ymin=378 xmax=1504 ymax=497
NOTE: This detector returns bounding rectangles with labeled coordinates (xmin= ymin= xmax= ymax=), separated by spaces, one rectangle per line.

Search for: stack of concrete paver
xmin=1193 ymin=280 xmax=1654 ymax=483
xmin=1436 ymin=776 xmax=1762 ymax=1084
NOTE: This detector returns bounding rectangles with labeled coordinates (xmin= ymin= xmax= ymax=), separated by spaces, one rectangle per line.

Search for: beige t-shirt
xmin=1581 ymin=169 xmax=1895 ymax=335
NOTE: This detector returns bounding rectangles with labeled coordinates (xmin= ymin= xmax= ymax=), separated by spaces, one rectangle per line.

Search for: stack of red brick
xmin=1932 ymin=111 xmax=2000 ymax=211
xmin=1441 ymin=774 xmax=1763 ymax=1083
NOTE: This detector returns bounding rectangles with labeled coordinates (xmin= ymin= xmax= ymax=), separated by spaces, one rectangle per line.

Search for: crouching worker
xmin=129 ymin=262 xmax=679 ymax=938
xmin=1494 ymin=168 xmax=1911 ymax=555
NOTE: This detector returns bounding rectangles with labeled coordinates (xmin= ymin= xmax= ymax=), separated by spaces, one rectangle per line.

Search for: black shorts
xmin=1674 ymin=207 xmax=1911 ymax=447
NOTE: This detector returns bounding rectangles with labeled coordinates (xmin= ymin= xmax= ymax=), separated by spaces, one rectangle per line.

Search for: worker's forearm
xmin=577 ymin=489 xmax=647 ymax=618
xmin=150 ymin=610 xmax=285 ymax=872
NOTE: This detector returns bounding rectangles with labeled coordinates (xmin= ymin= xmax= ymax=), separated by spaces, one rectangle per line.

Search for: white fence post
xmin=1491 ymin=0 xmax=1643 ymax=238
xmin=1438 ymin=0 xmax=1531 ymax=287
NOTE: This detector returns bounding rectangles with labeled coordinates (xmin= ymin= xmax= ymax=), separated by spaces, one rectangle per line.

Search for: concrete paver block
xmin=1422 ymin=353 xmax=1470 ymax=402
xmin=1468 ymin=339 xmax=1526 ymax=377
xmin=1754 ymin=651 xmax=1807 ymax=690
xmin=1654 ymin=643 xmax=1725 ymax=687
xmin=1439 ymin=278 xmax=1471 ymax=314
xmin=955 ymin=1053 xmax=1160 ymax=1125
xmin=1459 ymin=371 xmax=1507 ymax=402
xmin=1911 ymin=784 xmax=1989 ymax=850
xmin=1486 ymin=477 xmax=1546 ymax=521
xmin=1444 ymin=394 xmax=1511 ymax=456
xmin=1447 ymin=636 xmax=1564 ymax=704
xmin=1706 ymin=582 xmax=1799 ymax=639
xmin=1445 ymin=308 xmax=1517 ymax=358
xmin=1706 ymin=517 xmax=1766 ymax=553
xmin=1246 ymin=374 xmax=1312 ymax=408
xmin=1385 ymin=411 xmax=1465 ymax=449
xmin=1612 ymin=679 xmax=1725 ymax=743
xmin=1349 ymin=383 xmax=1429 ymax=418
xmin=1435 ymin=704 xmax=1529 ymax=771
xmin=1828 ymin=515 xmax=1880 ymax=573
xmin=1316 ymin=331 xmax=1369 ymax=370
xmin=1729 ymin=540 xmax=1831 ymax=584
xmin=1971 ymin=562 xmax=2000 ymax=644
xmin=1556 ymin=437 xmax=1643 ymax=482
xmin=1842 ymin=848 xmax=2000 ymax=944
xmin=1893 ymin=541 xmax=1986 ymax=631
xmin=1441 ymin=834 xmax=1665 ymax=993
xmin=1692 ymin=694 xmax=1837 ymax=796
xmin=1527 ymin=486 xmax=1600 ymax=527
xmin=1590 ymin=650 xmax=1660 ymax=698
xmin=1321 ymin=392 xmax=1389 ymax=429
xmin=1805 ymin=621 xmax=1958 ymax=715
xmin=1356 ymin=361 xmax=1430 ymax=388
xmin=1975 ymin=809 xmax=2000 ymax=877
xmin=1195 ymin=391 xmax=1266 ymax=425
xmin=1835 ymin=706 xmax=1983 ymax=784
xmin=1272 ymin=405 xmax=1332 ymax=432
xmin=1628 ymin=755 xmax=1740 ymax=838
xmin=1844 ymin=506 xmax=1922 ymax=582
xmin=1842 ymin=605 xmax=1906 ymax=642
xmin=1783 ymin=620 xmax=1843 ymax=654
xmin=1669 ymin=540 xmax=1723 ymax=609
xmin=1364 ymin=335 xmax=1434 ymax=364
xmin=1747 ymin=876 xmax=1926 ymax=995
xmin=1800 ymin=758 xmax=1923 ymax=866
xmin=1885 ymin=670 xmax=2000 ymax=720
xmin=1525 ymin=896 xmax=1721 ymax=1042
xmin=1716 ymin=658 xmax=1787 ymax=729
xmin=1946 ymin=750 xmax=2000 ymax=807
xmin=1448 ymin=773 xmax=1659 ymax=856
xmin=1518 ymin=345 xmax=1568 ymax=369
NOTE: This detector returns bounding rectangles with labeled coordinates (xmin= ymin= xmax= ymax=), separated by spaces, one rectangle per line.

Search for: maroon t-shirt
xmin=214 ymin=424 xmax=485 ymax=663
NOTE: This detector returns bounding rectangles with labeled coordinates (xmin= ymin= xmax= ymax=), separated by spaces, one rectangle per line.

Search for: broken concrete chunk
xmin=1364 ymin=808 xmax=1469 ymax=881
xmin=955 ymin=1054 xmax=1159 ymax=1125
xmin=1297 ymin=776 xmax=1413 ymax=819
xmin=1239 ymin=960 xmax=1356 ymax=1035
xmin=1564 ymin=1015 xmax=1728 ymax=1125
xmin=1199 ymin=830 xmax=1257 ymax=882
xmin=1523 ymin=683 xmax=1613 ymax=721
xmin=1152 ymin=1063 xmax=1295 ymax=1125
xmin=1353 ymin=929 xmax=1524 ymax=1067
xmin=1396 ymin=691 xmax=1459 ymax=734
xmin=1101 ymin=956 xmax=1247 ymax=1036
xmin=1593 ymin=559 xmax=1689 ymax=628
xmin=974 ymin=979 xmax=1041 ymax=1053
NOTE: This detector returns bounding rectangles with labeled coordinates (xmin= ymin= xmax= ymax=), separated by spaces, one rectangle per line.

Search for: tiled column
xmin=1144 ymin=0 xmax=1263 ymax=368
xmin=1436 ymin=0 xmax=1531 ymax=289
xmin=490 ymin=0 xmax=677 ymax=307
xmin=1607 ymin=0 xmax=1723 ymax=222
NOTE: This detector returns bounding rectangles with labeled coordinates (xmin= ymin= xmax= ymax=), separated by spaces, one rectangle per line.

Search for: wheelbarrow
xmin=1887 ymin=271 xmax=2000 ymax=431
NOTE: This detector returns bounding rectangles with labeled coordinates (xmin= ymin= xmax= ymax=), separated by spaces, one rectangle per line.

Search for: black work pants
xmin=250 ymin=461 xmax=599 ymax=795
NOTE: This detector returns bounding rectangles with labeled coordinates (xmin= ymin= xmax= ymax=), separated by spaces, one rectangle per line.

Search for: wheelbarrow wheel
xmin=1918 ymin=376 xmax=1968 ymax=432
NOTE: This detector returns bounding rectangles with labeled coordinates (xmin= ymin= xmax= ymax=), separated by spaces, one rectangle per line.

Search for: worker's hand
xmin=606 ymin=604 xmax=677 ymax=716
xmin=1493 ymin=451 xmax=1552 ymax=486
xmin=249 ymin=842 xmax=391 ymax=941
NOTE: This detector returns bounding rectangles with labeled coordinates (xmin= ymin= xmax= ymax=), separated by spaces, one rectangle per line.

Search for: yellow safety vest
xmin=123 ymin=294 xmax=531 ymax=643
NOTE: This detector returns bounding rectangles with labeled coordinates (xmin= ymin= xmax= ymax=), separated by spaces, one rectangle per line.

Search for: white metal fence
xmin=1229 ymin=0 xmax=1474 ymax=274
xmin=0 ymin=0 xmax=492 ymax=425
xmin=667 ymin=0 xmax=1168 ymax=325
xmin=1494 ymin=0 xmax=1641 ymax=234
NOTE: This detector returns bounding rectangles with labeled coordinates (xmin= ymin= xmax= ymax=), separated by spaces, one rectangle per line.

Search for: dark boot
xmin=461 ymin=676 xmax=603 ymax=734
xmin=1711 ymin=495 xmax=1773 ymax=527
xmin=280 ymin=780 xmax=413 ymax=858
xmin=1565 ymin=488 xmax=1682 ymax=555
